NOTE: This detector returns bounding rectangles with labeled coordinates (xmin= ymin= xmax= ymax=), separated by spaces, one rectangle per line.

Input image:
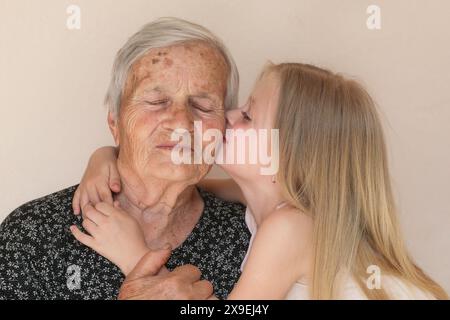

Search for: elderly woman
xmin=0 ymin=18 xmax=249 ymax=300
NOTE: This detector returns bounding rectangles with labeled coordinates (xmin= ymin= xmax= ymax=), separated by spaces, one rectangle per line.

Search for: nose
xmin=225 ymin=108 xmax=241 ymax=128
xmin=164 ymin=104 xmax=194 ymax=134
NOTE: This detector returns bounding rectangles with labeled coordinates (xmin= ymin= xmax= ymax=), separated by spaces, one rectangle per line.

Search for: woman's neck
xmin=115 ymin=163 xmax=204 ymax=250
xmin=234 ymin=175 xmax=285 ymax=226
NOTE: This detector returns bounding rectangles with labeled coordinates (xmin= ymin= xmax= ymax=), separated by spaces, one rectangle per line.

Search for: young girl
xmin=71 ymin=62 xmax=448 ymax=299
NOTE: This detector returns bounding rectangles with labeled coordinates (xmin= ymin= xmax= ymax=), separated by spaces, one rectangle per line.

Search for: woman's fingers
xmin=70 ymin=225 xmax=95 ymax=248
xmin=193 ymin=280 xmax=214 ymax=299
xmin=157 ymin=266 xmax=170 ymax=276
xmin=172 ymin=264 xmax=202 ymax=283
xmin=126 ymin=249 xmax=172 ymax=281
xmin=108 ymin=164 xmax=122 ymax=193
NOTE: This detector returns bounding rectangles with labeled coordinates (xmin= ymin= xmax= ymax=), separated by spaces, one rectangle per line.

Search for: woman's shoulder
xmin=198 ymin=188 xmax=246 ymax=215
xmin=196 ymin=188 xmax=250 ymax=238
xmin=1 ymin=185 xmax=80 ymax=234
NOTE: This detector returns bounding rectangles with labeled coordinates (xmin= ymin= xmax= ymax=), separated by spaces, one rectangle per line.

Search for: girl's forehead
xmin=252 ymin=72 xmax=280 ymax=106
xmin=248 ymin=73 xmax=280 ymax=127
xmin=254 ymin=70 xmax=279 ymax=93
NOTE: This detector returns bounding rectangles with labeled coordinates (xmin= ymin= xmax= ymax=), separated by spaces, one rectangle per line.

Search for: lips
xmin=156 ymin=143 xmax=177 ymax=150
xmin=156 ymin=142 xmax=194 ymax=152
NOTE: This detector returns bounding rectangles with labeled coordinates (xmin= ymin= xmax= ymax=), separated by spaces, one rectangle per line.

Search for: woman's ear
xmin=107 ymin=112 xmax=120 ymax=146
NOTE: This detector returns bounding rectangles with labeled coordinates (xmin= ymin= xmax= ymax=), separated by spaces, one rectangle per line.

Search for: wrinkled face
xmin=109 ymin=41 xmax=228 ymax=184
xmin=219 ymin=71 xmax=280 ymax=180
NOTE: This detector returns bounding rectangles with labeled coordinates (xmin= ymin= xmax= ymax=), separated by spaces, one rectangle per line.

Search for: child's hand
xmin=70 ymin=201 xmax=151 ymax=276
xmin=72 ymin=146 xmax=121 ymax=215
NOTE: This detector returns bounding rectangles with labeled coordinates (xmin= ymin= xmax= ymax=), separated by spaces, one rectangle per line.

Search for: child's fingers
xmin=108 ymin=164 xmax=121 ymax=193
xmin=70 ymin=225 xmax=95 ymax=248
xmin=86 ymin=185 xmax=101 ymax=205
xmin=94 ymin=202 xmax=116 ymax=217
xmin=72 ymin=187 xmax=81 ymax=215
xmin=83 ymin=204 xmax=108 ymax=226
xmin=79 ymin=191 xmax=91 ymax=218
xmin=98 ymin=185 xmax=113 ymax=205
xmin=82 ymin=217 xmax=99 ymax=235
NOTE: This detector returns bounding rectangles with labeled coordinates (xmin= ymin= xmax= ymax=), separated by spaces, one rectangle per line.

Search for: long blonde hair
xmin=269 ymin=62 xmax=447 ymax=299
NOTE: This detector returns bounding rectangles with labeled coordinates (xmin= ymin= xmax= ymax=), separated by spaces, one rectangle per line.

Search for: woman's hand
xmin=70 ymin=201 xmax=150 ymax=276
xmin=118 ymin=250 xmax=214 ymax=300
xmin=72 ymin=146 xmax=120 ymax=215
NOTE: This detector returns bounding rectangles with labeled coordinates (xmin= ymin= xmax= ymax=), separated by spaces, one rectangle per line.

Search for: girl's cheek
xmin=226 ymin=120 xmax=236 ymax=130
xmin=234 ymin=121 xmax=252 ymax=131
xmin=226 ymin=114 xmax=244 ymax=130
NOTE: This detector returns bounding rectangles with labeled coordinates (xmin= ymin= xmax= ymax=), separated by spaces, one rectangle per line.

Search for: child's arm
xmin=197 ymin=179 xmax=246 ymax=205
xmin=227 ymin=207 xmax=313 ymax=299
xmin=72 ymin=146 xmax=120 ymax=215
xmin=70 ymin=201 xmax=168 ymax=276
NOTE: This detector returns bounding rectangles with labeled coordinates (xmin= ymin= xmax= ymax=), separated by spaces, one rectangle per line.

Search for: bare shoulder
xmin=260 ymin=206 xmax=313 ymax=239
xmin=256 ymin=205 xmax=313 ymax=262
xmin=241 ymin=205 xmax=313 ymax=286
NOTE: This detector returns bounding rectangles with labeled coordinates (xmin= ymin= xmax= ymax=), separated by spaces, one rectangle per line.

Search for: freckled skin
xmin=115 ymin=41 xmax=228 ymax=188
xmin=163 ymin=58 xmax=173 ymax=67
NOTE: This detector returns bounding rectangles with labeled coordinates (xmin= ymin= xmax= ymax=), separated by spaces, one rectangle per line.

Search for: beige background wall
xmin=0 ymin=0 xmax=449 ymax=292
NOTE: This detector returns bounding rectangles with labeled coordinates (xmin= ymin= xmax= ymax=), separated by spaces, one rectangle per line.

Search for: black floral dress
xmin=0 ymin=185 xmax=250 ymax=300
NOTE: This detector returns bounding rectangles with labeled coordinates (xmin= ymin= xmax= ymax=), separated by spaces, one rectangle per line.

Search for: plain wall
xmin=0 ymin=0 xmax=449 ymax=293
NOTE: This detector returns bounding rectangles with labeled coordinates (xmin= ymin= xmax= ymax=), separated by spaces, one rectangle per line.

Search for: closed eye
xmin=241 ymin=111 xmax=252 ymax=121
xmin=145 ymin=99 xmax=169 ymax=106
xmin=189 ymin=99 xmax=212 ymax=113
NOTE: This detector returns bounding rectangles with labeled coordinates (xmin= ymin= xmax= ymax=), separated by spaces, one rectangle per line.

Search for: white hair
xmin=105 ymin=17 xmax=239 ymax=117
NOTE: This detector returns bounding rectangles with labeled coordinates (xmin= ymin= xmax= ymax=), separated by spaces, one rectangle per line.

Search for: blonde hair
xmin=267 ymin=62 xmax=448 ymax=299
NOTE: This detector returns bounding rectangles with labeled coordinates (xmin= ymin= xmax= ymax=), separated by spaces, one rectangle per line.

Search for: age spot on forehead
xmin=164 ymin=58 xmax=173 ymax=67
xmin=124 ymin=42 xmax=228 ymax=100
xmin=184 ymin=43 xmax=195 ymax=51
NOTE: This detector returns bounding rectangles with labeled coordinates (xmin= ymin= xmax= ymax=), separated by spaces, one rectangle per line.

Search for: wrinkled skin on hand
xmin=118 ymin=250 xmax=214 ymax=300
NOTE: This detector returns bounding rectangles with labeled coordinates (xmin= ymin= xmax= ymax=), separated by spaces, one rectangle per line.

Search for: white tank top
xmin=240 ymin=208 xmax=435 ymax=300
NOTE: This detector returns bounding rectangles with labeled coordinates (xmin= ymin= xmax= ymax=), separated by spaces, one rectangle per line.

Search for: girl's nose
xmin=225 ymin=109 xmax=241 ymax=127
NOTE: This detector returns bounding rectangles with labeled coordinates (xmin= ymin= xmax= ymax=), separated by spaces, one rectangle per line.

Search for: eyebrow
xmin=141 ymin=87 xmax=163 ymax=94
xmin=191 ymin=92 xmax=216 ymax=100
xmin=137 ymin=88 xmax=221 ymax=107
xmin=140 ymin=89 xmax=216 ymax=100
